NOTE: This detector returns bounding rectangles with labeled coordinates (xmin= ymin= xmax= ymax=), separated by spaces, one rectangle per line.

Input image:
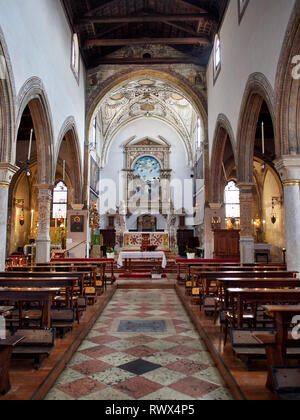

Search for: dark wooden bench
xmin=11 ymin=327 xmax=55 ymax=370
xmin=230 ymin=329 xmax=300 ymax=367
xmin=0 ymin=287 xmax=60 ymax=328
xmin=51 ymin=308 xmax=75 ymax=338
xmin=272 ymin=366 xmax=300 ymax=400
xmin=0 ymin=336 xmax=24 ymax=394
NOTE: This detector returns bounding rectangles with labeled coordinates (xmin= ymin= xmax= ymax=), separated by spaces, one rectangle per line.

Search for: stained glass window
xmin=224 ymin=181 xmax=240 ymax=218
xmin=53 ymin=182 xmax=68 ymax=219
xmin=134 ymin=156 xmax=161 ymax=184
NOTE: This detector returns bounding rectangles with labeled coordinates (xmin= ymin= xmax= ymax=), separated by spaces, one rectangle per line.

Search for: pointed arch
xmin=236 ymin=73 xmax=276 ymax=183
xmin=56 ymin=116 xmax=83 ymax=204
xmin=0 ymin=25 xmax=16 ymax=163
xmin=209 ymin=114 xmax=236 ymax=203
xmin=275 ymin=0 xmax=300 ymax=155
xmin=16 ymin=77 xmax=54 ymax=185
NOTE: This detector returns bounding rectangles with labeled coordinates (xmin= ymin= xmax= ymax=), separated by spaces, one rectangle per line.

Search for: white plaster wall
xmin=207 ymin=0 xmax=296 ymax=157
xmin=100 ymin=118 xmax=196 ymax=223
xmin=0 ymin=0 xmax=86 ymax=162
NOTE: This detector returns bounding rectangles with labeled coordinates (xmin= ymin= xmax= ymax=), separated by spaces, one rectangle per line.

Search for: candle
xmin=30 ymin=209 xmax=34 ymax=230
xmin=261 ymin=122 xmax=265 ymax=155
xmin=63 ymin=160 xmax=66 ymax=181
xmin=28 ymin=129 xmax=33 ymax=161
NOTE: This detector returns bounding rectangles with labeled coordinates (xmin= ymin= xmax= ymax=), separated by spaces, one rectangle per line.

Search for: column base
xmin=240 ymin=236 xmax=255 ymax=264
xmin=36 ymin=239 xmax=51 ymax=263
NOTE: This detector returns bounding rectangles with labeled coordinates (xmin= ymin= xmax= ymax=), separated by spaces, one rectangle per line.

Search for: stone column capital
xmin=237 ymin=182 xmax=255 ymax=193
xmin=0 ymin=162 xmax=19 ymax=187
xmin=274 ymin=155 xmax=300 ymax=185
xmin=208 ymin=203 xmax=223 ymax=210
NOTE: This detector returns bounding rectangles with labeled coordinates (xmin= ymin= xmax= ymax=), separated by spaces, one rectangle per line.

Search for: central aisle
xmin=45 ymin=289 xmax=233 ymax=400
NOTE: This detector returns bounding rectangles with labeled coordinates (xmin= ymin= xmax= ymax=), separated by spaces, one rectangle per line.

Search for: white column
xmin=275 ymin=156 xmax=300 ymax=275
xmin=36 ymin=185 xmax=53 ymax=263
xmin=0 ymin=163 xmax=19 ymax=271
xmin=238 ymin=183 xmax=255 ymax=264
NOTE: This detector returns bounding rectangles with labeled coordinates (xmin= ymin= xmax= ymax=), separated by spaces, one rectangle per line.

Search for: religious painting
xmin=70 ymin=215 xmax=84 ymax=233
xmin=90 ymin=157 xmax=100 ymax=196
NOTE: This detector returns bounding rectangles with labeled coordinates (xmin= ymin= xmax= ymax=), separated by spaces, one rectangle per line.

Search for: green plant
xmin=152 ymin=266 xmax=163 ymax=274
xmin=106 ymin=246 xmax=115 ymax=254
xmin=185 ymin=247 xmax=197 ymax=254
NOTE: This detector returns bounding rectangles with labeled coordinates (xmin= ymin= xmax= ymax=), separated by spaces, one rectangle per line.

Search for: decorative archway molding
xmin=275 ymin=0 xmax=300 ymax=155
xmin=56 ymin=116 xmax=83 ymax=204
xmin=16 ymin=77 xmax=54 ymax=185
xmin=0 ymin=25 xmax=17 ymax=163
xmin=236 ymin=72 xmax=276 ymax=183
xmin=209 ymin=113 xmax=237 ymax=203
xmin=86 ymin=68 xmax=208 ymax=147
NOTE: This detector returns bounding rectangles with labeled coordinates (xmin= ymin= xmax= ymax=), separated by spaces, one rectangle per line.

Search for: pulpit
xmin=213 ymin=229 xmax=240 ymax=259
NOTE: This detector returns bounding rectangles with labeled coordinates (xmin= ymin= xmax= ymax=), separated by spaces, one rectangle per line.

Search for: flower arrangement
xmin=152 ymin=266 xmax=163 ymax=274
xmin=151 ymin=266 xmax=163 ymax=279
xmin=106 ymin=246 xmax=115 ymax=257
xmin=185 ymin=247 xmax=197 ymax=254
xmin=185 ymin=247 xmax=197 ymax=260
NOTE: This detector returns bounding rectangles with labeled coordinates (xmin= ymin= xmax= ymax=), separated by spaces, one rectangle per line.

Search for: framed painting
xmin=70 ymin=215 xmax=85 ymax=233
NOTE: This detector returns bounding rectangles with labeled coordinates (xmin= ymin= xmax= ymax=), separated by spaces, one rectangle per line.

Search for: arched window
xmin=71 ymin=33 xmax=80 ymax=78
xmin=215 ymin=35 xmax=221 ymax=69
xmin=53 ymin=182 xmax=68 ymax=219
xmin=197 ymin=118 xmax=203 ymax=150
xmin=224 ymin=181 xmax=240 ymax=218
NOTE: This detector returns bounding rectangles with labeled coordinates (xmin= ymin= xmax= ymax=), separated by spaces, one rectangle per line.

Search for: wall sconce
xmin=211 ymin=216 xmax=221 ymax=230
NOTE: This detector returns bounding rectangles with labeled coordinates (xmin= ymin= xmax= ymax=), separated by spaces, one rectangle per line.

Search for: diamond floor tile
xmin=45 ymin=289 xmax=233 ymax=401
xmin=119 ymin=359 xmax=162 ymax=375
xmin=113 ymin=376 xmax=163 ymax=399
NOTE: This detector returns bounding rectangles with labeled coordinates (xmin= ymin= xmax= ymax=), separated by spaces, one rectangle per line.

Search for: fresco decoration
xmin=134 ymin=156 xmax=161 ymax=184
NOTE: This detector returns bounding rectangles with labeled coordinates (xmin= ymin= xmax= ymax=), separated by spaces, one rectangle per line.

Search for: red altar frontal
xmin=124 ymin=232 xmax=169 ymax=251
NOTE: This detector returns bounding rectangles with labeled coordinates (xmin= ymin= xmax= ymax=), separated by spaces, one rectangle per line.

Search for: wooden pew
xmin=227 ymin=289 xmax=300 ymax=329
xmin=253 ymin=305 xmax=300 ymax=391
xmin=194 ymin=271 xmax=297 ymax=297
xmin=0 ymin=336 xmax=24 ymax=395
xmin=0 ymin=288 xmax=60 ymax=328
xmin=49 ymin=257 xmax=115 ymax=283
xmin=176 ymin=259 xmax=287 ymax=281
xmin=217 ymin=278 xmax=300 ymax=310
xmin=0 ymin=277 xmax=80 ymax=325
xmin=11 ymin=328 xmax=55 ymax=370
xmin=0 ymin=271 xmax=85 ymax=295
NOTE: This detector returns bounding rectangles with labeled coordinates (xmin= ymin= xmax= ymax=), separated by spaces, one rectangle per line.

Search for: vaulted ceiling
xmin=62 ymin=0 xmax=228 ymax=69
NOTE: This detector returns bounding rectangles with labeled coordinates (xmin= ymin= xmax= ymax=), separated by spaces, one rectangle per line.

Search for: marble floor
xmin=45 ymin=289 xmax=234 ymax=400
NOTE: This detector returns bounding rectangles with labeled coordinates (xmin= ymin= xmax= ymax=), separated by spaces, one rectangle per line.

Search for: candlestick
xmin=28 ymin=129 xmax=33 ymax=161
xmin=261 ymin=122 xmax=265 ymax=155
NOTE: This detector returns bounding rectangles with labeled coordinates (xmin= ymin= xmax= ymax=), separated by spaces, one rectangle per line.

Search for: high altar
xmin=124 ymin=232 xmax=169 ymax=251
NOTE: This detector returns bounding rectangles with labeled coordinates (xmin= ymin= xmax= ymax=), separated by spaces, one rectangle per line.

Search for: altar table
xmin=117 ymin=251 xmax=167 ymax=274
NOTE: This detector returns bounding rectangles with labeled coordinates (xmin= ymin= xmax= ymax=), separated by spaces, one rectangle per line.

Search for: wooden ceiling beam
xmin=76 ymin=14 xmax=216 ymax=25
xmin=162 ymin=21 xmax=201 ymax=37
xmin=95 ymin=23 xmax=128 ymax=38
xmin=89 ymin=57 xmax=205 ymax=66
xmin=85 ymin=37 xmax=211 ymax=48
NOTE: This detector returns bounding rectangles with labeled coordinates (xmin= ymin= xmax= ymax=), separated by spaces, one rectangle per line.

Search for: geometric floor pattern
xmin=45 ymin=289 xmax=234 ymax=400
